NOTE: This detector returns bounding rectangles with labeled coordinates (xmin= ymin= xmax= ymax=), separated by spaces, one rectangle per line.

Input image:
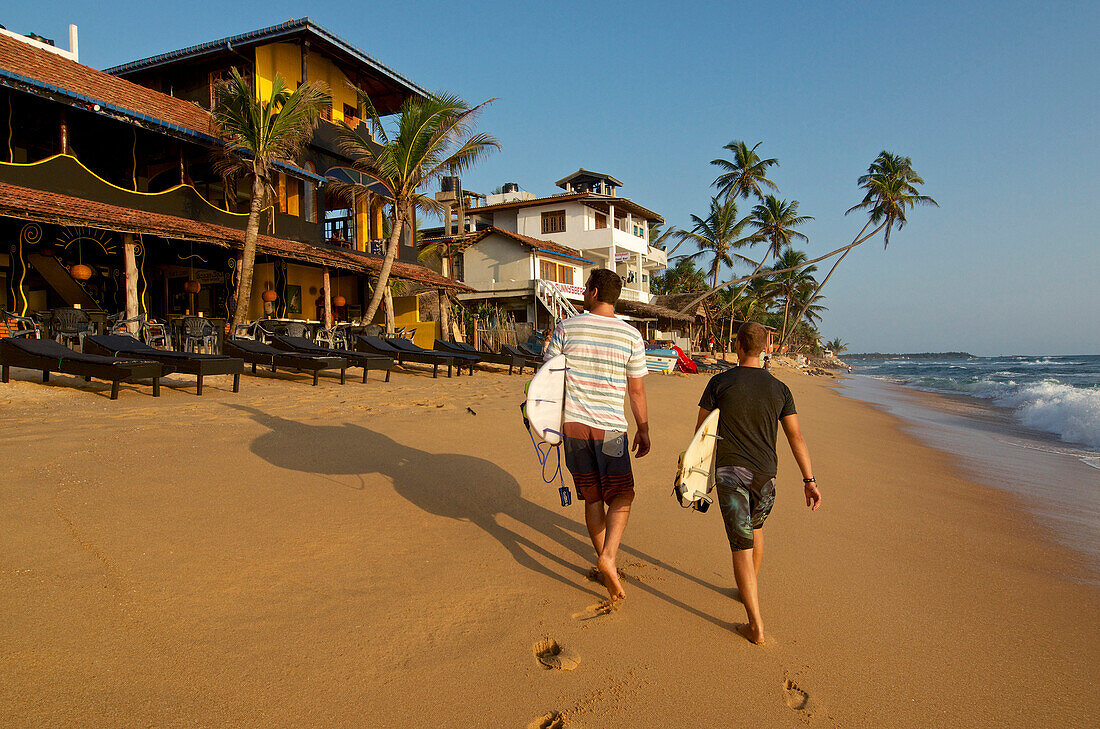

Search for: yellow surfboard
xmin=673 ymin=409 xmax=720 ymax=513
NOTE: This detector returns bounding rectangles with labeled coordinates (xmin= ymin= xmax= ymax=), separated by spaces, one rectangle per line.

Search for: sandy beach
xmin=1 ymin=360 xmax=1097 ymax=728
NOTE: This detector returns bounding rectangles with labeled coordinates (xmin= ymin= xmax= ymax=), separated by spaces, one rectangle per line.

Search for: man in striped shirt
xmin=544 ymin=268 xmax=650 ymax=601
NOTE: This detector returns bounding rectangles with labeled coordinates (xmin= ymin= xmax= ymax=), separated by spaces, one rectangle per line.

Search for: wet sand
xmin=1 ymin=359 xmax=1097 ymax=727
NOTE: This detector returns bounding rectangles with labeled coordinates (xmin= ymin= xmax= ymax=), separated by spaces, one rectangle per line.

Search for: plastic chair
xmin=142 ymin=318 xmax=172 ymax=350
xmin=51 ymin=308 xmax=91 ymax=349
xmin=2 ymin=310 xmax=41 ymax=339
xmin=181 ymin=316 xmax=217 ymax=354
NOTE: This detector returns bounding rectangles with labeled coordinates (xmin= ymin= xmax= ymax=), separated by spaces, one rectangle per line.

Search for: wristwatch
xmin=803 ymin=477 xmax=816 ymax=484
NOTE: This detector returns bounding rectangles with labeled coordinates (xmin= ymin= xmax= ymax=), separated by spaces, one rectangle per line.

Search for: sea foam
xmin=990 ymin=381 xmax=1100 ymax=450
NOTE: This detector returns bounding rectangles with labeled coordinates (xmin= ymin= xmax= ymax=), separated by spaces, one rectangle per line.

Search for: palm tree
xmin=673 ymin=197 xmax=760 ymax=290
xmin=780 ymin=151 xmax=937 ymax=347
xmin=712 ymin=140 xmax=779 ymax=201
xmin=824 ymin=337 xmax=848 ymax=355
xmin=213 ymin=70 xmax=331 ymax=331
xmin=650 ymin=257 xmax=707 ymax=295
xmin=765 ymin=249 xmax=818 ymax=344
xmin=331 ymin=91 xmax=498 ymax=329
xmin=848 ymin=151 xmax=937 ymax=249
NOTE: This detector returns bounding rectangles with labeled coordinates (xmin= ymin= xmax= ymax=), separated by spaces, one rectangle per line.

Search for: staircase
xmin=28 ymin=253 xmax=99 ymax=309
xmin=535 ymin=279 xmax=580 ymax=325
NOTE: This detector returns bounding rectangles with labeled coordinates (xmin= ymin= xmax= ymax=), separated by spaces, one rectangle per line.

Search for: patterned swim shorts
xmin=715 ymin=466 xmax=776 ymax=551
xmin=562 ymin=422 xmax=635 ymax=504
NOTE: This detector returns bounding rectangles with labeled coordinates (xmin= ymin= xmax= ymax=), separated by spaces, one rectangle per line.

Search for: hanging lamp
xmin=70 ymin=236 xmax=92 ymax=280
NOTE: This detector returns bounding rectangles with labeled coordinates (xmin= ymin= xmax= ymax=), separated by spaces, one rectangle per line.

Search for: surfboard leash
xmin=521 ymin=402 xmax=571 ymax=507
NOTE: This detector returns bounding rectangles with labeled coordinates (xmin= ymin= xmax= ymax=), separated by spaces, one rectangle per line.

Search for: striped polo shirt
xmin=544 ymin=312 xmax=648 ymax=432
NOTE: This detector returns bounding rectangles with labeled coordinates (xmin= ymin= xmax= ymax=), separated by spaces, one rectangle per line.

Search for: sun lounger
xmin=501 ymin=344 xmax=543 ymax=369
xmin=356 ymin=335 xmax=456 ymax=378
xmin=223 ymin=338 xmax=347 ymax=386
xmin=0 ymin=337 xmax=163 ymax=399
xmin=435 ymin=340 xmax=526 ymax=374
xmin=84 ymin=334 xmax=243 ymax=396
xmin=385 ymin=337 xmax=478 ymax=375
xmin=517 ymin=342 xmax=544 ymax=360
xmin=269 ymin=335 xmax=393 ymax=383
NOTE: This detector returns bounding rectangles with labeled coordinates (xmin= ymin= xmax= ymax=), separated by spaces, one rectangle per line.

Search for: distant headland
xmin=844 ymin=352 xmax=976 ymax=360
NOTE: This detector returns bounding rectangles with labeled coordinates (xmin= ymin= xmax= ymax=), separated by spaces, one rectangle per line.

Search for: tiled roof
xmin=0 ymin=33 xmax=325 ymax=183
xmin=616 ymin=299 xmax=694 ymax=323
xmin=0 ymin=181 xmax=470 ymax=291
xmin=421 ymin=226 xmax=593 ymax=263
xmin=0 ymin=32 xmax=214 ymax=137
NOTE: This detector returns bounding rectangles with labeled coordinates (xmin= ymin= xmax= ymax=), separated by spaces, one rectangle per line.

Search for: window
xmin=343 ymin=103 xmax=359 ymax=126
xmin=540 ymin=259 xmax=557 ymax=280
xmin=558 ymin=265 xmax=574 ymax=285
xmin=541 ymin=210 xmax=566 ymax=234
xmin=594 ymin=212 xmax=607 ymax=230
xmin=208 ymin=68 xmax=251 ymax=109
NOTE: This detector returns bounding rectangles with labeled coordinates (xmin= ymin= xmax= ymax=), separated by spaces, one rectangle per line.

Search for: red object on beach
xmin=672 ymin=346 xmax=698 ymax=374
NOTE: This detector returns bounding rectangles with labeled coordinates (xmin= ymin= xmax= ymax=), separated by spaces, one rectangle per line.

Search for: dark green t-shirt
xmin=698 ymin=366 xmax=796 ymax=476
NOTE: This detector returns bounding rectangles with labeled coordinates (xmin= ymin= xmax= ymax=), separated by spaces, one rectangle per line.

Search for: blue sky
xmin=6 ymin=1 xmax=1098 ymax=354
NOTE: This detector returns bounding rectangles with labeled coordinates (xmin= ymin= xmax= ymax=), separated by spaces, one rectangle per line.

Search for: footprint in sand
xmin=571 ymin=599 xmax=620 ymax=621
xmin=533 ymin=638 xmax=581 ymax=670
xmin=527 ymin=711 xmax=564 ymax=729
xmin=784 ymin=675 xmax=815 ymax=718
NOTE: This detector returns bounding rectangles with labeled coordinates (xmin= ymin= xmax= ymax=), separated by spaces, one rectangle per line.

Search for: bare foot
xmin=736 ymin=622 xmax=765 ymax=645
xmin=596 ymin=555 xmax=626 ymax=600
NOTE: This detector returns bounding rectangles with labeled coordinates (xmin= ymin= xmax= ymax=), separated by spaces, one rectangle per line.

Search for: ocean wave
xmin=990 ymin=381 xmax=1100 ymax=450
xmin=867 ymin=374 xmax=1100 ymax=450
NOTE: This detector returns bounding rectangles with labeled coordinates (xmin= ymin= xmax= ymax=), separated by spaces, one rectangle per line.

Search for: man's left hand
xmin=632 ymin=430 xmax=650 ymax=458
xmin=804 ymin=483 xmax=821 ymax=511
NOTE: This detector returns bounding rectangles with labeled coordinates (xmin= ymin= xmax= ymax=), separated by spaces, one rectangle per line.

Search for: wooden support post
xmin=322 ymin=266 xmax=333 ymax=328
xmin=383 ymin=286 xmax=395 ymax=334
xmin=438 ymin=289 xmax=450 ymax=343
xmin=123 ymin=234 xmax=139 ymax=332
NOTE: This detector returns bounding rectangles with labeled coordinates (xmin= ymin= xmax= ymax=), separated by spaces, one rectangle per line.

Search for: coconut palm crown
xmin=331 ymin=91 xmax=498 ymax=328
xmin=673 ymin=197 xmax=760 ymax=290
xmin=213 ymin=69 xmax=331 ymax=330
xmin=712 ymin=140 xmax=779 ymax=201
xmin=846 ymin=151 xmax=938 ymax=248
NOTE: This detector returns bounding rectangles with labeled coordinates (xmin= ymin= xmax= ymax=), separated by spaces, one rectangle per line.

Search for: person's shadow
xmin=229 ymin=405 xmax=731 ymax=628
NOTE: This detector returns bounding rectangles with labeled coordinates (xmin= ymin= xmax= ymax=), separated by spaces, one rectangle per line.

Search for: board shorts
xmin=562 ymin=422 xmax=635 ymax=504
xmin=715 ymin=466 xmax=776 ymax=551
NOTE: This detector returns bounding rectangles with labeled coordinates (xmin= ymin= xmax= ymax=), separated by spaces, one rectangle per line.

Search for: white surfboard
xmin=525 ymin=354 xmax=568 ymax=445
xmin=673 ymin=408 xmax=721 ymax=512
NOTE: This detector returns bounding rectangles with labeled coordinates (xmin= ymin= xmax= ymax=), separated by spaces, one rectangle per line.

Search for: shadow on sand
xmin=231 ymin=405 xmax=732 ymax=628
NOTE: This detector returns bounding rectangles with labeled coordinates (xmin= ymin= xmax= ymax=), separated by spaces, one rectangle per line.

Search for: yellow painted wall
xmin=250 ymin=262 xmax=361 ymax=321
xmin=254 ymin=42 xmax=358 ymax=124
xmin=367 ymin=294 xmax=440 ymax=347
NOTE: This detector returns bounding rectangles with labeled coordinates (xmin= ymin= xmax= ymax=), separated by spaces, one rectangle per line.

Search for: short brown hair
xmin=586 ymin=268 xmax=622 ymax=304
xmin=736 ymin=321 xmax=768 ymax=356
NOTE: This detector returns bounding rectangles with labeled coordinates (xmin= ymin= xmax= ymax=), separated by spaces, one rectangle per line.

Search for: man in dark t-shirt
xmin=697 ymin=322 xmax=821 ymax=645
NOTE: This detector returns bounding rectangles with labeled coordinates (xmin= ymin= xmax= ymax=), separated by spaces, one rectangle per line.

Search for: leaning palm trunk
xmin=362 ymin=213 xmax=404 ymax=327
xmin=727 ymin=242 xmax=773 ymax=314
xmin=232 ymin=173 xmax=266 ymax=332
xmin=383 ymin=286 xmax=396 ymax=333
xmin=780 ymin=295 xmax=791 ymax=346
xmin=777 ymin=219 xmax=884 ymax=350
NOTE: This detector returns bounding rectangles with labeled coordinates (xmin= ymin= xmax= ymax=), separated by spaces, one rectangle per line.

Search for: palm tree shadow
xmin=229 ymin=405 xmax=731 ymax=629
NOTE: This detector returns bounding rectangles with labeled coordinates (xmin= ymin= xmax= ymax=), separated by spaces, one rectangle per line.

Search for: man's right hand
xmin=632 ymin=429 xmax=651 ymax=458
xmin=804 ymin=483 xmax=821 ymax=511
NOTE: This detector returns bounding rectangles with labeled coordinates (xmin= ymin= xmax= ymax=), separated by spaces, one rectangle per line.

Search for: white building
xmin=422 ymin=169 xmax=670 ymax=330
